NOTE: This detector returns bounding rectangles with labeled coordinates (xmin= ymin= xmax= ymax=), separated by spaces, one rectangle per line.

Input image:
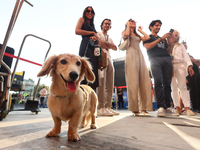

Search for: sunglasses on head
xmin=86 ymin=10 xmax=94 ymax=14
xmin=130 ymin=20 xmax=135 ymax=23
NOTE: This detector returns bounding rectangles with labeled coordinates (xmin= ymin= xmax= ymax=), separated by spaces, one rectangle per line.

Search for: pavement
xmin=0 ymin=109 xmax=200 ymax=150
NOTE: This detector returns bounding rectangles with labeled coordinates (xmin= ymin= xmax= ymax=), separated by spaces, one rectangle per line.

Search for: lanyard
xmin=103 ymin=33 xmax=108 ymax=42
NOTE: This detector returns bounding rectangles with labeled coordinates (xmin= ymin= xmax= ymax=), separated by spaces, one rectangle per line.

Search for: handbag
xmin=118 ymin=36 xmax=130 ymax=51
xmin=98 ymin=48 xmax=107 ymax=70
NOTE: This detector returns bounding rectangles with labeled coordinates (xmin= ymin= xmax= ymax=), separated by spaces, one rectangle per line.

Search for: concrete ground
xmin=0 ymin=109 xmax=200 ymax=150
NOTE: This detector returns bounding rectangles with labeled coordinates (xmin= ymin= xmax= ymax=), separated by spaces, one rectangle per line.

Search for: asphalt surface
xmin=0 ymin=109 xmax=200 ymax=150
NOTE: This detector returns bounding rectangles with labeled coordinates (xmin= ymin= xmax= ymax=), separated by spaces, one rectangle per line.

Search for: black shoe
xmin=193 ymin=109 xmax=200 ymax=113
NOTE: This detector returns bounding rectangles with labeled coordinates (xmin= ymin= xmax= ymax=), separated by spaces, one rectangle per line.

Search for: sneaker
xmin=181 ymin=110 xmax=187 ymax=115
xmin=107 ymin=108 xmax=120 ymax=115
xmin=175 ymin=109 xmax=182 ymax=115
xmin=186 ymin=109 xmax=195 ymax=116
xmin=157 ymin=107 xmax=166 ymax=117
xmin=166 ymin=108 xmax=179 ymax=116
xmin=97 ymin=108 xmax=113 ymax=116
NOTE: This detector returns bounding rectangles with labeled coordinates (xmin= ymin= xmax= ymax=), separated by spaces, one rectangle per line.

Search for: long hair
xmin=82 ymin=6 xmax=95 ymax=28
xmin=173 ymin=30 xmax=181 ymax=46
xmin=124 ymin=19 xmax=141 ymax=39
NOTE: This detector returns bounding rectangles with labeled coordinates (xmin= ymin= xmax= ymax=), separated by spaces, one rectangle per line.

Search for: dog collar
xmin=52 ymin=93 xmax=67 ymax=98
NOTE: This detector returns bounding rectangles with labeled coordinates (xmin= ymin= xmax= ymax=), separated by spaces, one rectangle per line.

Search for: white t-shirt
xmin=40 ymin=88 xmax=47 ymax=97
xmin=97 ymin=32 xmax=114 ymax=59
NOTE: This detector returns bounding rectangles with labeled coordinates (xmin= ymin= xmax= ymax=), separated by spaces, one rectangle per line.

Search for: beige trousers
xmin=97 ymin=58 xmax=114 ymax=109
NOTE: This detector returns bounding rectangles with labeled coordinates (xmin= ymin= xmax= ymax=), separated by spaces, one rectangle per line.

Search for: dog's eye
xmin=76 ymin=61 xmax=81 ymax=66
xmin=60 ymin=59 xmax=67 ymax=64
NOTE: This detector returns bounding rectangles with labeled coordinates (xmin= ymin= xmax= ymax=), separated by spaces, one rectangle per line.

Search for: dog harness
xmin=80 ymin=86 xmax=88 ymax=101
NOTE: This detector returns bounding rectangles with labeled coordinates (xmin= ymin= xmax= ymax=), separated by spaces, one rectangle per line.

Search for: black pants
xmin=150 ymin=56 xmax=172 ymax=109
xmin=187 ymin=73 xmax=200 ymax=111
xmin=118 ymin=101 xmax=124 ymax=109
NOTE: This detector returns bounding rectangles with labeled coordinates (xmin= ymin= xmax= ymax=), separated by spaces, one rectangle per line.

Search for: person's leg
xmin=187 ymin=74 xmax=199 ymax=111
xmin=150 ymin=57 xmax=167 ymax=109
xmin=138 ymin=53 xmax=152 ymax=112
xmin=105 ymin=58 xmax=114 ymax=109
xmin=162 ymin=57 xmax=173 ymax=108
xmin=171 ymin=75 xmax=181 ymax=113
xmin=40 ymin=97 xmax=44 ymax=108
xmin=176 ymin=65 xmax=190 ymax=108
xmin=97 ymin=69 xmax=106 ymax=109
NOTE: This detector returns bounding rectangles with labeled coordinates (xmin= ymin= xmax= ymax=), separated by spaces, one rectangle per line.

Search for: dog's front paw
xmin=68 ymin=132 xmax=81 ymax=142
xmin=46 ymin=130 xmax=60 ymax=137
xmin=90 ymin=124 xmax=98 ymax=129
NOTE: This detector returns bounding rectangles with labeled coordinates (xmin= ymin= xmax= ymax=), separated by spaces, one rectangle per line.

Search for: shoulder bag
xmin=118 ymin=36 xmax=130 ymax=51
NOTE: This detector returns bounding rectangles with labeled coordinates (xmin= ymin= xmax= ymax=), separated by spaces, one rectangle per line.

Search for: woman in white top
xmin=171 ymin=30 xmax=195 ymax=115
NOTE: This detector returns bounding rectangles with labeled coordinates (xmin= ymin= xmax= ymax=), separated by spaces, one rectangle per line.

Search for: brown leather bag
xmin=98 ymin=48 xmax=107 ymax=70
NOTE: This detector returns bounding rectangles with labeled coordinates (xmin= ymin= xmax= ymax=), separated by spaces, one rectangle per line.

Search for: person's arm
xmin=144 ymin=33 xmax=171 ymax=50
xmin=190 ymin=57 xmax=200 ymax=66
xmin=122 ymin=21 xmax=131 ymax=40
xmin=138 ymin=27 xmax=150 ymax=41
xmin=75 ymin=17 xmax=97 ymax=37
xmin=98 ymin=34 xmax=117 ymax=50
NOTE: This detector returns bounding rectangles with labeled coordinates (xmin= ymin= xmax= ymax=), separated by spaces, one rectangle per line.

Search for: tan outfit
xmin=125 ymin=35 xmax=152 ymax=112
xmin=97 ymin=32 xmax=114 ymax=109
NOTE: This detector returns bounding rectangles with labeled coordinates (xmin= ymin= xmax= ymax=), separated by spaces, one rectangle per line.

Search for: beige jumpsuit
xmin=125 ymin=35 xmax=152 ymax=112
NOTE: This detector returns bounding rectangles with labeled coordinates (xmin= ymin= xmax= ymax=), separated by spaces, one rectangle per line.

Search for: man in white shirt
xmin=39 ymin=86 xmax=47 ymax=108
xmin=97 ymin=19 xmax=118 ymax=116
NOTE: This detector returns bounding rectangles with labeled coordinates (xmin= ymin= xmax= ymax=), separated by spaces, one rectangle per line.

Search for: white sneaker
xmin=97 ymin=108 xmax=113 ymax=116
xmin=157 ymin=107 xmax=166 ymax=117
xmin=107 ymin=108 xmax=120 ymax=115
xmin=166 ymin=107 xmax=179 ymax=116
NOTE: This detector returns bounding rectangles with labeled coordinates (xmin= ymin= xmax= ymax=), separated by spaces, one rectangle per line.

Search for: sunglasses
xmin=130 ymin=20 xmax=135 ymax=23
xmin=86 ymin=10 xmax=94 ymax=14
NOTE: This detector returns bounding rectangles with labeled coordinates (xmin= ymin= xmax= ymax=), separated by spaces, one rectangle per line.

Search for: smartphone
xmin=169 ymin=29 xmax=174 ymax=34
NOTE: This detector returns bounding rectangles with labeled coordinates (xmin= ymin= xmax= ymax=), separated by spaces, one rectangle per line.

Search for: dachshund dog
xmin=37 ymin=54 xmax=98 ymax=141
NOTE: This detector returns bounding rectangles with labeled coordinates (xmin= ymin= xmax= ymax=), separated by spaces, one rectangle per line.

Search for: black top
xmin=78 ymin=21 xmax=99 ymax=89
xmin=143 ymin=35 xmax=170 ymax=60
xmin=117 ymin=91 xmax=124 ymax=101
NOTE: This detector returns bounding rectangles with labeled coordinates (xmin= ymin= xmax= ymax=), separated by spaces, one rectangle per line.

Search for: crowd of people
xmin=74 ymin=6 xmax=200 ymax=117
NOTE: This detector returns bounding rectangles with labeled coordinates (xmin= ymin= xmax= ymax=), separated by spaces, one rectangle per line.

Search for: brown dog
xmin=37 ymin=53 xmax=98 ymax=141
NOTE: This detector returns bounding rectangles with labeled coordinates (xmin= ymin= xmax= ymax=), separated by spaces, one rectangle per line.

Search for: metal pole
xmin=115 ymin=87 xmax=118 ymax=110
xmin=9 ymin=34 xmax=51 ymax=101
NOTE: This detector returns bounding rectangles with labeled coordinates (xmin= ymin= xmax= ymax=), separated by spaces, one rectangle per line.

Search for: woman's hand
xmin=126 ymin=21 xmax=130 ymax=27
xmin=188 ymin=66 xmax=194 ymax=77
xmin=90 ymin=35 xmax=99 ymax=42
xmin=138 ymin=26 xmax=143 ymax=32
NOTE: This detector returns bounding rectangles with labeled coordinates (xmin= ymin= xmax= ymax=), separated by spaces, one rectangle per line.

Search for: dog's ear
xmin=80 ymin=57 xmax=95 ymax=82
xmin=37 ymin=55 xmax=58 ymax=77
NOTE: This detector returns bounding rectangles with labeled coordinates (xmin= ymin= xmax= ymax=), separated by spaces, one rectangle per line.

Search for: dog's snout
xmin=70 ymin=71 xmax=78 ymax=81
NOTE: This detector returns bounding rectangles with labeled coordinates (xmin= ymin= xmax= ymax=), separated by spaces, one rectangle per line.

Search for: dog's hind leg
xmin=46 ymin=116 xmax=62 ymax=137
xmin=90 ymin=113 xmax=98 ymax=129
xmin=80 ymin=115 xmax=86 ymax=128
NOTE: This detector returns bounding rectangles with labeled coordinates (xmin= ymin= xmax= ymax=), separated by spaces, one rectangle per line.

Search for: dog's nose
xmin=69 ymin=71 xmax=78 ymax=81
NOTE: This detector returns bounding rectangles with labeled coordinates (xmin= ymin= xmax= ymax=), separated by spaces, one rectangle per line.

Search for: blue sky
xmin=1 ymin=0 xmax=200 ymax=87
